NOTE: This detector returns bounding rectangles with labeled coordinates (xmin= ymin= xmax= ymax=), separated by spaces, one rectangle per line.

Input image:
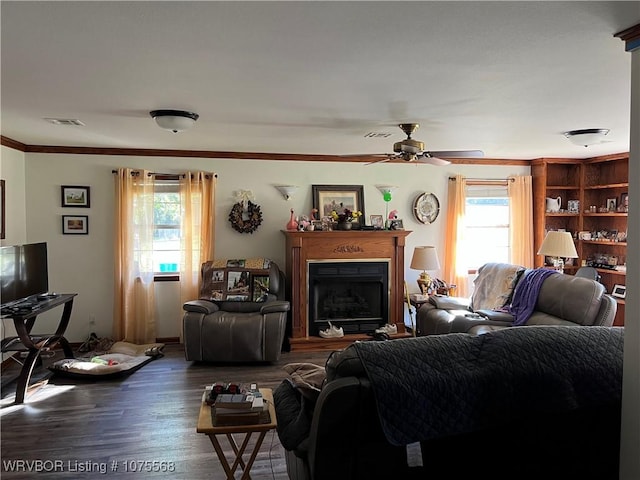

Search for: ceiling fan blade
xmin=418 ymin=156 xmax=451 ymax=166
xmin=428 ymin=150 xmax=484 ymax=158
xmin=365 ymin=155 xmax=396 ymax=166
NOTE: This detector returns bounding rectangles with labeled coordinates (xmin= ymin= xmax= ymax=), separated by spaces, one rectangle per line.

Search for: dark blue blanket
xmin=352 ymin=326 xmax=623 ymax=446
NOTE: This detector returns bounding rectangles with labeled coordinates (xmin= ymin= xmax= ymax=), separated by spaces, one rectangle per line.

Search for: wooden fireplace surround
xmin=282 ymin=229 xmax=411 ymax=351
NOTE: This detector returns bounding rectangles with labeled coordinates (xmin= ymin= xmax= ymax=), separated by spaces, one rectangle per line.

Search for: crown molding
xmin=615 ymin=23 xmax=640 ymax=51
xmin=1 ymin=135 xmax=626 ymax=166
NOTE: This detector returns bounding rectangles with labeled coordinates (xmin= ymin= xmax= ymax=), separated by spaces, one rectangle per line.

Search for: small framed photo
xmin=387 ymin=219 xmax=404 ymax=230
xmin=611 ymin=284 xmax=626 ymax=299
xmin=606 ymin=198 xmax=617 ymax=212
xmin=620 ymin=192 xmax=628 ymax=210
xmin=62 ymin=215 xmax=89 ymax=235
xmin=61 ymin=185 xmax=90 ymax=208
xmin=567 ymin=200 xmax=580 ymax=213
xmin=370 ymin=214 xmax=384 ymax=229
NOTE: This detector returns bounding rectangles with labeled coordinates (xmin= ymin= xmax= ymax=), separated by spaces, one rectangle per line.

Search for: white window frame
xmin=463 ymin=184 xmax=511 ymax=271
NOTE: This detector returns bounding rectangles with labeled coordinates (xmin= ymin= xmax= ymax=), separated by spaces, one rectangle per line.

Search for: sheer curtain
xmin=113 ymin=168 xmax=156 ymax=343
xmin=508 ymin=175 xmax=534 ymax=268
xmin=444 ymin=175 xmax=470 ymax=297
xmin=179 ymin=172 xmax=216 ymax=313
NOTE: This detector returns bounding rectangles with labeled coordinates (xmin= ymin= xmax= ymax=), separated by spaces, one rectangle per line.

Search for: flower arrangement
xmin=331 ymin=208 xmax=362 ymax=223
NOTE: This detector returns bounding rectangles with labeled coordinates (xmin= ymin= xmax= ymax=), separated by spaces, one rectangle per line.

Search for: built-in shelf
xmin=532 ymin=153 xmax=628 ymax=326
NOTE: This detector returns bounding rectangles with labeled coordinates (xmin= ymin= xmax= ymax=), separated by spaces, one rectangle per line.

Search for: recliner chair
xmin=182 ymin=258 xmax=289 ymax=362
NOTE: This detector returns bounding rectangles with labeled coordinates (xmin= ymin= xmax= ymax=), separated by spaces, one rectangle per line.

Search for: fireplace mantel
xmin=282 ymin=230 xmax=411 ymax=350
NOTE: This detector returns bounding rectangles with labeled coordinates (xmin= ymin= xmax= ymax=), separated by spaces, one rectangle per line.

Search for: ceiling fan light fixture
xmin=150 ymin=109 xmax=199 ymax=133
xmin=394 ymin=138 xmax=424 ymax=154
xmin=563 ymin=128 xmax=609 ymax=147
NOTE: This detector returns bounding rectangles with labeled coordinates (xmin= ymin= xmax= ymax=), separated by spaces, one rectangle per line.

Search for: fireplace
xmin=308 ymin=261 xmax=389 ymax=335
xmin=283 ymin=229 xmax=411 ymax=350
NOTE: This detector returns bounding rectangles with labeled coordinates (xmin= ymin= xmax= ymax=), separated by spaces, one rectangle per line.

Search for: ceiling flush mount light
xmin=563 ymin=129 xmax=610 ymax=147
xmin=149 ymin=109 xmax=199 ymax=133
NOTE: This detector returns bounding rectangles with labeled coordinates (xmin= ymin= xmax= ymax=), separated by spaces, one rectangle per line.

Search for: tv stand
xmin=1 ymin=293 xmax=76 ymax=403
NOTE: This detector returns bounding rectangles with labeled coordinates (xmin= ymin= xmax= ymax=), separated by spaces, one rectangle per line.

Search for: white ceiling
xmin=1 ymin=1 xmax=639 ymax=160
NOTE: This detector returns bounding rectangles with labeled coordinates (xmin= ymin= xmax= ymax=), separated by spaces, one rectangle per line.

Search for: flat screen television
xmin=0 ymin=242 xmax=49 ymax=306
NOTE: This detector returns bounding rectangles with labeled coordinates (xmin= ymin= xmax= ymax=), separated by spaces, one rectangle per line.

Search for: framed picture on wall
xmin=62 ymin=215 xmax=89 ymax=235
xmin=61 ymin=185 xmax=91 ymax=208
xmin=312 ymin=184 xmax=365 ymax=227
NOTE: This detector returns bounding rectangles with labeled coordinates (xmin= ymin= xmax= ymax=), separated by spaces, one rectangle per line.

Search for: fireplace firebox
xmin=308 ymin=261 xmax=389 ymax=335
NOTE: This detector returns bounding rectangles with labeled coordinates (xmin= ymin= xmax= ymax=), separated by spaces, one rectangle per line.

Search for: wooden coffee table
xmin=197 ymin=388 xmax=277 ymax=480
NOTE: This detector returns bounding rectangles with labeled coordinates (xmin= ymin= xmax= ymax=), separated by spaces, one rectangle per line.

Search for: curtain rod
xmin=449 ymin=177 xmax=514 ymax=182
xmin=449 ymin=177 xmax=514 ymax=186
xmin=111 ymin=170 xmax=217 ymax=178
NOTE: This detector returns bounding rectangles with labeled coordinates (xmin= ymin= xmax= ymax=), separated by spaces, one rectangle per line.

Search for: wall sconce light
xmin=376 ymin=185 xmax=398 ymax=200
xmin=563 ymin=129 xmax=610 ymax=147
xmin=275 ymin=185 xmax=299 ymax=201
xmin=149 ymin=109 xmax=199 ymax=133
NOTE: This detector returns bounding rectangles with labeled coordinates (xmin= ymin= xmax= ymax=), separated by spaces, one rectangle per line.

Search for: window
xmin=152 ymin=178 xmax=181 ymax=274
xmin=464 ymin=185 xmax=510 ymax=270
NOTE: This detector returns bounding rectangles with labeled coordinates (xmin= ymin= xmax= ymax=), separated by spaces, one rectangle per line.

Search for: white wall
xmin=4 ymin=150 xmax=528 ymax=342
xmin=0 ymin=147 xmax=27 ymax=361
xmin=0 ymin=146 xmax=27 ymax=245
xmin=619 ymin=46 xmax=639 ymax=480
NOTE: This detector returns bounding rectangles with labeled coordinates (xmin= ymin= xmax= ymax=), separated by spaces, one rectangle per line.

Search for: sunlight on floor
xmin=1 ymin=384 xmax=76 ymax=415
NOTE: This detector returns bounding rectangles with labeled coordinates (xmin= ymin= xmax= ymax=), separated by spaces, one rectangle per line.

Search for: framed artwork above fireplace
xmin=312 ymin=184 xmax=365 ymax=227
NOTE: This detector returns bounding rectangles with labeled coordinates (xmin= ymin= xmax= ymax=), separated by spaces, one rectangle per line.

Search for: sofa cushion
xmin=470 ymin=262 xmax=525 ymax=311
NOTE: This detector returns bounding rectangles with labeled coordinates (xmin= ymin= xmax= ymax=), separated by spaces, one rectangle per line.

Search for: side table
xmin=409 ymin=293 xmax=432 ymax=310
xmin=197 ymin=388 xmax=277 ymax=480
xmin=1 ymin=293 xmax=76 ymax=404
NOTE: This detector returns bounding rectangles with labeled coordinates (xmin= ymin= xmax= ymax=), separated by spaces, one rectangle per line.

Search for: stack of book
xmin=211 ymin=393 xmax=269 ymax=426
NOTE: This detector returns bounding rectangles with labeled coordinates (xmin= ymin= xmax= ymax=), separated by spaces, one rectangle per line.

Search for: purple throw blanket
xmin=509 ymin=268 xmax=558 ymax=325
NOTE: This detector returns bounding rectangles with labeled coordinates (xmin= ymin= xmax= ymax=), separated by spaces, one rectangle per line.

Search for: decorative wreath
xmin=228 ymin=201 xmax=263 ymax=234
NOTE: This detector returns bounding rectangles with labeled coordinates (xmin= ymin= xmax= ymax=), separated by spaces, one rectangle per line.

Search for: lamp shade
xmin=537 ymin=231 xmax=578 ymax=258
xmin=149 ymin=109 xmax=199 ymax=133
xmin=410 ymin=246 xmax=441 ymax=271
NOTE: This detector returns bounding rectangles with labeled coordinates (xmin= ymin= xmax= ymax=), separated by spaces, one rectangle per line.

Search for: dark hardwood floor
xmin=0 ymin=345 xmax=333 ymax=479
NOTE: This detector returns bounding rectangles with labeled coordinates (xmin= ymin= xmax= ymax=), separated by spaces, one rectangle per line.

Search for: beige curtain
xmin=179 ymin=172 xmax=217 ymax=312
xmin=113 ymin=168 xmax=156 ymax=343
xmin=508 ymin=175 xmax=534 ymax=268
xmin=444 ymin=175 xmax=470 ymax=297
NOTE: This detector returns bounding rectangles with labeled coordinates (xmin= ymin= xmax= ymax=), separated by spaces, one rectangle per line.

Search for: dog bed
xmin=49 ymin=341 xmax=164 ymax=379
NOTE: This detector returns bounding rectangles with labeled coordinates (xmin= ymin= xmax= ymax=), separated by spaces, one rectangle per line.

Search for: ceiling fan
xmin=354 ymin=123 xmax=484 ymax=166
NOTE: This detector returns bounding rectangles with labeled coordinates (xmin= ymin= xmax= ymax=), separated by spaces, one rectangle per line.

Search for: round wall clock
xmin=413 ymin=192 xmax=440 ymax=224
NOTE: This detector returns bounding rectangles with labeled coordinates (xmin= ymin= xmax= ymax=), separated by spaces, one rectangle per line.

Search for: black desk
xmin=1 ymin=294 xmax=76 ymax=403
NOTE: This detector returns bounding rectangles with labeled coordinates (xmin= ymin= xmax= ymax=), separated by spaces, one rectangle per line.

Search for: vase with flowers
xmin=331 ymin=208 xmax=362 ymax=230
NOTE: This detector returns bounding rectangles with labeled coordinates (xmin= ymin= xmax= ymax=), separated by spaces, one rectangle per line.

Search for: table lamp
xmin=537 ymin=231 xmax=578 ymax=273
xmin=410 ymin=246 xmax=441 ymax=295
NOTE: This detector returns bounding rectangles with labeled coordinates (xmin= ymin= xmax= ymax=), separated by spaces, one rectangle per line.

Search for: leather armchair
xmin=183 ymin=259 xmax=289 ymax=362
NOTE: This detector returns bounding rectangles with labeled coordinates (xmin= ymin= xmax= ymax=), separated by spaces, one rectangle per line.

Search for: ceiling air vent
xmin=364 ymin=132 xmax=392 ymax=138
xmin=44 ymin=118 xmax=85 ymax=126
